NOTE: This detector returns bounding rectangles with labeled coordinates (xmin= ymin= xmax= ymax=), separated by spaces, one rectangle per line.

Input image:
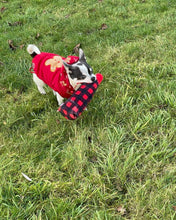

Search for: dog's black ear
xmin=79 ymin=48 xmax=86 ymax=62
xmin=63 ymin=61 xmax=73 ymax=72
xmin=63 ymin=61 xmax=70 ymax=69
xmin=63 ymin=61 xmax=75 ymax=76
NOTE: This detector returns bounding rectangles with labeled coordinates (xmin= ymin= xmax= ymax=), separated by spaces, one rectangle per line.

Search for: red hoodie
xmin=31 ymin=52 xmax=79 ymax=98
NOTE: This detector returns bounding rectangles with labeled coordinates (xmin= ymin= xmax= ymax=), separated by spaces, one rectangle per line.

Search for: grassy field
xmin=0 ymin=0 xmax=176 ymax=219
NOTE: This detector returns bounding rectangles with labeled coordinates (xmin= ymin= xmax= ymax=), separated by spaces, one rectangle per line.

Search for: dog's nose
xmin=91 ymin=76 xmax=96 ymax=82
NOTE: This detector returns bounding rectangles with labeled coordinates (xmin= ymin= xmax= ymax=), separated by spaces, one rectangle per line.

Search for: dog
xmin=27 ymin=44 xmax=96 ymax=105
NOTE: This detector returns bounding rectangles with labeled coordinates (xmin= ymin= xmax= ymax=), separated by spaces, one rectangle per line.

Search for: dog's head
xmin=63 ymin=49 xmax=96 ymax=84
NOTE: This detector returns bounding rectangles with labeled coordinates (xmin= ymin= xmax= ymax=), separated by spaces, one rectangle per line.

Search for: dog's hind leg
xmin=33 ymin=73 xmax=46 ymax=95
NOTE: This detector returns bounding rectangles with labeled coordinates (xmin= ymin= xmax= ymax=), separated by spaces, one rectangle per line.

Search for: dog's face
xmin=63 ymin=49 xmax=96 ymax=84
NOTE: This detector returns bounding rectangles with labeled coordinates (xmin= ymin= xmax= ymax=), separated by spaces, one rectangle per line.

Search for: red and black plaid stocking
xmin=58 ymin=73 xmax=103 ymax=120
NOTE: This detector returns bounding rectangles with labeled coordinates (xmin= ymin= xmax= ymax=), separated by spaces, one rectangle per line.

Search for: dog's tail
xmin=27 ymin=44 xmax=41 ymax=58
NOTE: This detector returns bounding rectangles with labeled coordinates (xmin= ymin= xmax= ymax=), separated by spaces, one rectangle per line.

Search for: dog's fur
xmin=27 ymin=44 xmax=96 ymax=105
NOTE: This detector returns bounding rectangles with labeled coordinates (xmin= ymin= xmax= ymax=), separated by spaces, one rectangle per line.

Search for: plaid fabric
xmin=58 ymin=73 xmax=103 ymax=120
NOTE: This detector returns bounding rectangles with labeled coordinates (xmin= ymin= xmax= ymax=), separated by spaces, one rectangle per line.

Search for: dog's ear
xmin=63 ymin=61 xmax=75 ymax=72
xmin=79 ymin=48 xmax=86 ymax=62
xmin=63 ymin=61 xmax=75 ymax=77
xmin=63 ymin=61 xmax=71 ymax=70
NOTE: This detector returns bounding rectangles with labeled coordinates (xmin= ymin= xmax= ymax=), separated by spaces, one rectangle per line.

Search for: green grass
xmin=0 ymin=0 xmax=176 ymax=219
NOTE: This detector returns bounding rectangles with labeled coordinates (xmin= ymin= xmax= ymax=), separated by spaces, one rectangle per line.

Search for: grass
xmin=0 ymin=0 xmax=176 ymax=219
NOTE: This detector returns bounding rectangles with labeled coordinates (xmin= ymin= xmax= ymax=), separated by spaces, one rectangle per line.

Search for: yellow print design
xmin=45 ymin=56 xmax=71 ymax=72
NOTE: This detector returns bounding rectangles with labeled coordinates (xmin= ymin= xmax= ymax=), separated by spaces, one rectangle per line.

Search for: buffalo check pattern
xmin=58 ymin=77 xmax=100 ymax=120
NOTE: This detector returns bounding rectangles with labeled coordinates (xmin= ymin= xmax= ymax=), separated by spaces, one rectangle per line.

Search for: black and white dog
xmin=27 ymin=44 xmax=96 ymax=105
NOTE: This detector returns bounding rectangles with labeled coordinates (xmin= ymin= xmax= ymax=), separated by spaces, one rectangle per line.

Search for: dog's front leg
xmin=54 ymin=91 xmax=64 ymax=106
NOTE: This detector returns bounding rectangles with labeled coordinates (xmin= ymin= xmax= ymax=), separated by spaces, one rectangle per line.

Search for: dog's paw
xmin=58 ymin=101 xmax=64 ymax=106
xmin=40 ymin=91 xmax=46 ymax=95
xmin=59 ymin=102 xmax=64 ymax=107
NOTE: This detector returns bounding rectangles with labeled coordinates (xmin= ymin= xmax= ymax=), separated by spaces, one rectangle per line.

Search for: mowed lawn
xmin=0 ymin=0 xmax=176 ymax=219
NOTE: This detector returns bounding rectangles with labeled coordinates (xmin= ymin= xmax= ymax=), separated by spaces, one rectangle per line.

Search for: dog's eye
xmin=88 ymin=67 xmax=93 ymax=75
